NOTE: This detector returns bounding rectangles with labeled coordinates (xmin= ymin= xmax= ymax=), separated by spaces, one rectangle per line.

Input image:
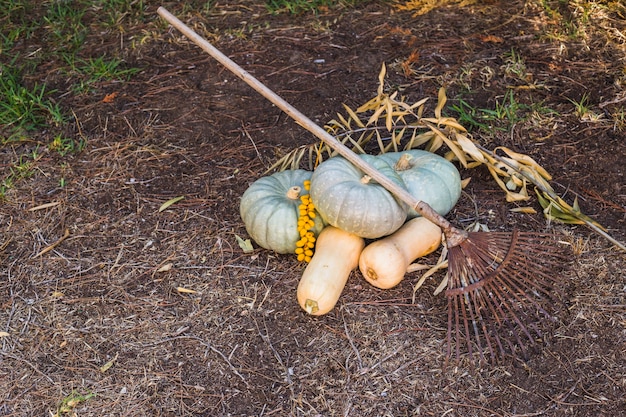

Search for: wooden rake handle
xmin=157 ymin=7 xmax=464 ymax=242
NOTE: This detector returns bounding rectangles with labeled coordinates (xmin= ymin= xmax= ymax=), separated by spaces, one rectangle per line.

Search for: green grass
xmin=43 ymin=0 xmax=87 ymax=52
xmin=0 ymin=149 xmax=40 ymax=200
xmin=54 ymin=390 xmax=95 ymax=415
xmin=481 ymin=90 xmax=531 ymax=124
xmin=0 ymin=0 xmax=145 ymax=198
xmin=63 ymin=55 xmax=141 ymax=93
xmin=502 ymin=49 xmax=530 ymax=82
xmin=568 ymin=92 xmax=591 ymax=118
xmin=450 ymin=90 xmax=534 ymax=133
xmin=538 ymin=0 xmax=610 ymax=41
xmin=88 ymin=0 xmax=147 ymax=29
xmin=49 ymin=134 xmax=86 ymax=157
xmin=450 ymin=99 xmax=494 ymax=132
xmin=265 ymin=0 xmax=367 ymax=14
xmin=0 ymin=63 xmax=65 ymax=135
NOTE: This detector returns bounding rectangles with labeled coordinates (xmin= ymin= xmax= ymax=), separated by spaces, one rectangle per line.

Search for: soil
xmin=1 ymin=1 xmax=625 ymax=416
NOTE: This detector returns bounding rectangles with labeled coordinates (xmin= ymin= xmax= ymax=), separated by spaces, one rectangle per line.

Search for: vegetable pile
xmin=239 ymin=65 xmax=624 ymax=315
xmin=240 ymin=151 xmax=461 ymax=315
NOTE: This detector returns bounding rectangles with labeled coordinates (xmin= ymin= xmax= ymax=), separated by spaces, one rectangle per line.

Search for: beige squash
xmin=359 ymin=217 xmax=442 ymax=289
xmin=297 ymin=226 xmax=365 ymax=315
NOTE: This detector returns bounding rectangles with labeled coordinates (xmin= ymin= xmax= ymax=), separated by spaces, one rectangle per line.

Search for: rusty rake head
xmin=445 ymin=230 xmax=571 ymax=366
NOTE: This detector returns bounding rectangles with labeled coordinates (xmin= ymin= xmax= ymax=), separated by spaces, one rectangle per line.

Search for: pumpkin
xmin=309 ymin=155 xmax=408 ymax=239
xmin=359 ymin=217 xmax=442 ymax=289
xmin=240 ymin=170 xmax=325 ymax=254
xmin=376 ymin=150 xmax=461 ymax=218
xmin=297 ymin=226 xmax=365 ymax=315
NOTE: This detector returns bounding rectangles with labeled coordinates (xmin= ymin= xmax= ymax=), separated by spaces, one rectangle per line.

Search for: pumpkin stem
xmin=286 ymin=186 xmax=302 ymax=200
xmin=394 ymin=153 xmax=414 ymax=171
xmin=360 ymin=175 xmax=372 ymax=184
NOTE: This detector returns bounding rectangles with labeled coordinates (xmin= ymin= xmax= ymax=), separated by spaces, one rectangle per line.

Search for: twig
xmin=0 ymin=351 xmax=55 ymax=384
xmin=0 ymin=237 xmax=11 ymax=252
xmin=341 ymin=311 xmax=363 ymax=371
xmin=444 ymin=401 xmax=505 ymax=417
xmin=33 ymin=228 xmax=70 ymax=258
xmin=196 ymin=337 xmax=249 ymax=387
xmin=141 ymin=335 xmax=249 ymax=386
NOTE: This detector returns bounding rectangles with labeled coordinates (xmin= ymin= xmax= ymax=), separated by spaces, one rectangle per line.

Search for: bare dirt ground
xmin=1 ymin=1 xmax=625 ymax=416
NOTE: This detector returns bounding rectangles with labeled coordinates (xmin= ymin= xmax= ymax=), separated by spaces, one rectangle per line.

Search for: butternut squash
xmin=297 ymin=226 xmax=365 ymax=315
xmin=359 ymin=217 xmax=442 ymax=289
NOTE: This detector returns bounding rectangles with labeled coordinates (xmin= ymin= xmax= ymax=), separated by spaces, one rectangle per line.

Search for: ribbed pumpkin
xmin=309 ymin=155 xmax=407 ymax=239
xmin=240 ymin=170 xmax=325 ymax=254
xmin=377 ymin=150 xmax=461 ymax=218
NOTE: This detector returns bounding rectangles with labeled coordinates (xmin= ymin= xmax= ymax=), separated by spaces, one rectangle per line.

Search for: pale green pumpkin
xmin=377 ymin=150 xmax=461 ymax=218
xmin=240 ymin=170 xmax=324 ymax=254
xmin=309 ymin=155 xmax=408 ymax=239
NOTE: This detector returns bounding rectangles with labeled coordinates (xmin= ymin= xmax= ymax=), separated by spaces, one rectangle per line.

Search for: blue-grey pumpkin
xmin=309 ymin=155 xmax=408 ymax=239
xmin=240 ymin=169 xmax=324 ymax=254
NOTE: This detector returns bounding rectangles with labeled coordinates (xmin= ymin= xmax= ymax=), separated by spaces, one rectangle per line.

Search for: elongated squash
xmin=359 ymin=217 xmax=442 ymax=289
xmin=297 ymin=226 xmax=365 ymax=315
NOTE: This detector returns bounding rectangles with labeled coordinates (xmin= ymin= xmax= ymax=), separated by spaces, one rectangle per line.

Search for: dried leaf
xmin=465 ymin=161 xmax=483 ymax=169
xmin=487 ymin=165 xmax=514 ymax=194
xmin=496 ymin=146 xmax=552 ymax=180
xmin=100 ymin=353 xmax=118 ymax=373
xmin=511 ymin=207 xmax=537 ymax=214
xmin=455 ymin=134 xmax=485 ymax=163
xmin=28 ymin=201 xmax=61 ymax=211
xmin=0 ymin=331 xmax=9 ymax=338
xmin=102 ymin=92 xmax=118 ymax=103
xmin=356 ymin=96 xmax=382 ymax=113
xmin=235 ymin=234 xmax=254 ymax=253
xmin=404 ymin=131 xmax=435 ymax=150
xmin=519 ymin=165 xmax=554 ymax=192
xmin=342 ymin=104 xmax=365 ymax=128
xmin=428 ymin=124 xmax=467 ymax=167
xmin=411 ymin=244 xmax=448 ymax=300
xmin=434 ymin=87 xmax=447 ymax=119
xmin=433 ymin=273 xmax=448 ymax=296
xmin=505 ymin=193 xmax=530 ymax=203
xmin=159 ymin=196 xmax=185 ymax=212
xmin=377 ymin=63 xmax=386 ymax=96
xmin=157 ymin=263 xmax=173 ymax=272
xmin=438 ymin=117 xmax=467 ymax=132
xmin=409 ymin=97 xmax=429 ymax=110
xmin=336 ymin=112 xmax=351 ymax=130
xmin=536 ymin=190 xmax=605 ymax=228
xmin=366 ymin=100 xmax=387 ymax=126
xmin=480 ymin=34 xmax=504 ymax=43
xmin=506 ymin=174 xmax=524 ymax=189
xmin=177 ymin=287 xmax=198 ymax=294
xmin=385 ymin=97 xmax=394 ymax=131
xmin=426 ymin=133 xmax=443 ymax=153
xmin=413 ymin=259 xmax=448 ymax=293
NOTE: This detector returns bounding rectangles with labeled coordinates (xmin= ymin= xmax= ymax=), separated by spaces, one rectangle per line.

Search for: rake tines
xmin=445 ymin=230 xmax=570 ymax=365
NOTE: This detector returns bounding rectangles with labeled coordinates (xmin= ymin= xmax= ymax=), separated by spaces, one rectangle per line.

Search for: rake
xmin=157 ymin=7 xmax=569 ymax=364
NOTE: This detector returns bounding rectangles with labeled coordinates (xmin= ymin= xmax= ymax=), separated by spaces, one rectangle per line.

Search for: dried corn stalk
xmin=270 ymin=64 xmax=625 ymax=251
